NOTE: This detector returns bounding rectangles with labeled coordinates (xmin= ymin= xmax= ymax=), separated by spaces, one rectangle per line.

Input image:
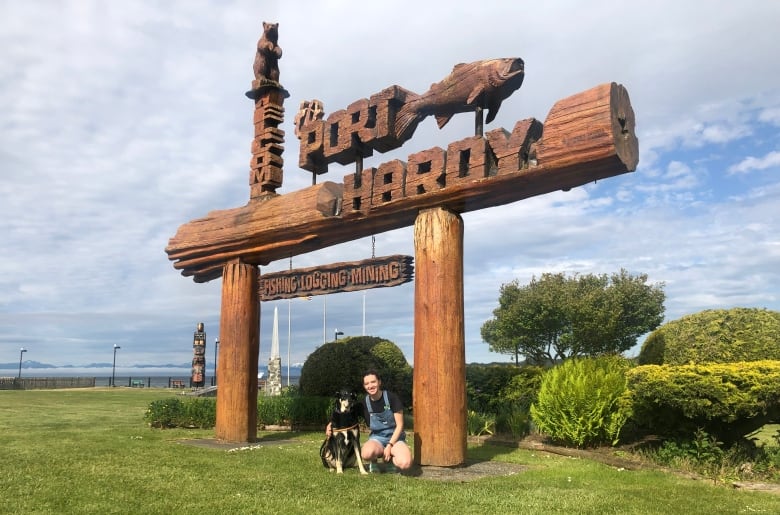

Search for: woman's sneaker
xmin=369 ymin=461 xmax=380 ymax=473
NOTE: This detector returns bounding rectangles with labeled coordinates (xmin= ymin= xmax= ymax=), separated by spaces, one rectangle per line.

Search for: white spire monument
xmin=266 ymin=306 xmax=283 ymax=396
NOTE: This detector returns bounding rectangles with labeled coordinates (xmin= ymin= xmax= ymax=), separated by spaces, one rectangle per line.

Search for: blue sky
xmin=1 ymin=1 xmax=779 ymax=371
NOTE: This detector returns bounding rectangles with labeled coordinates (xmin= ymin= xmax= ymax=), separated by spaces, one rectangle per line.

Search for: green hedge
xmin=145 ymin=392 xmax=332 ymax=429
xmin=465 ymin=364 xmax=542 ymax=438
xmin=639 ymin=308 xmax=780 ymax=365
xmin=145 ymin=398 xmax=186 ymax=428
xmin=257 ymin=391 xmax=332 ymax=427
xmin=627 ymin=360 xmax=780 ymax=442
xmin=299 ymin=336 xmax=413 ymax=407
xmin=466 ymin=363 xmax=525 ymax=412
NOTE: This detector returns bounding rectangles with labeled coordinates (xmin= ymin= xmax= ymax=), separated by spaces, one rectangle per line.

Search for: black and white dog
xmin=320 ymin=391 xmax=368 ymax=474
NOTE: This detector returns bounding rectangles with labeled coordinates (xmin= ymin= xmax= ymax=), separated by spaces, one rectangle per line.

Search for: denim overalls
xmin=365 ymin=390 xmax=406 ymax=445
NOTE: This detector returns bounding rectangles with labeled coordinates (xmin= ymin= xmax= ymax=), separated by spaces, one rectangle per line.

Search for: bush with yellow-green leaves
xmin=627 ymin=360 xmax=780 ymax=443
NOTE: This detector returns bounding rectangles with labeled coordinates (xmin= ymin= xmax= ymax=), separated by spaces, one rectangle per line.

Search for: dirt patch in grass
xmin=404 ymin=460 xmax=528 ymax=481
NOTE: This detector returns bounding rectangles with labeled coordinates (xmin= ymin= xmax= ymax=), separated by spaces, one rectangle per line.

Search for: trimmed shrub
xmin=145 ymin=398 xmax=215 ymax=429
xmin=181 ymin=398 xmax=217 ymax=428
xmin=298 ymin=336 xmax=412 ymax=406
xmin=145 ymin=391 xmax=332 ymax=429
xmin=466 ymin=364 xmax=523 ymax=413
xmin=145 ymin=398 xmax=185 ymax=428
xmin=638 ymin=307 xmax=780 ymax=365
xmin=530 ymin=356 xmax=632 ymax=447
xmin=257 ymin=393 xmax=295 ymax=426
xmin=144 ymin=397 xmax=217 ymax=429
xmin=257 ymin=388 xmax=332 ymax=427
xmin=465 ymin=364 xmax=542 ymax=439
xmin=627 ymin=360 xmax=780 ymax=443
xmin=286 ymin=393 xmax=332 ymax=427
xmin=466 ymin=364 xmax=542 ymax=409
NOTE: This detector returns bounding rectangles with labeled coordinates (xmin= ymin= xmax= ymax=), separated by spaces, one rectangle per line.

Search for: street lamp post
xmin=112 ymin=344 xmax=120 ymax=387
xmin=323 ymin=296 xmax=327 ymax=344
xmin=18 ymin=348 xmax=27 ymax=378
xmin=334 ymin=329 xmax=344 ymax=341
xmin=214 ymin=338 xmax=219 ymax=386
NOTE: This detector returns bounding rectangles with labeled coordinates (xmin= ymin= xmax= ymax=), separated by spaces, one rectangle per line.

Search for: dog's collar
xmin=331 ymin=423 xmax=359 ymax=432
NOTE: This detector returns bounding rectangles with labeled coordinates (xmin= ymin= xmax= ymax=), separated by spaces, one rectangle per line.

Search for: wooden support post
xmin=413 ymin=207 xmax=467 ymax=466
xmin=215 ymin=260 xmax=260 ymax=442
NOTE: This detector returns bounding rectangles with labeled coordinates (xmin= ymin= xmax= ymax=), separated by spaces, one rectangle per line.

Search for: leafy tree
xmin=481 ymin=270 xmax=665 ymax=364
xmin=638 ymin=307 xmax=780 ymax=365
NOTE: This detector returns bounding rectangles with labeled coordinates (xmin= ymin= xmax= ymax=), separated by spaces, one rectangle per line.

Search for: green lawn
xmin=749 ymin=424 xmax=780 ymax=447
xmin=1 ymin=388 xmax=778 ymax=514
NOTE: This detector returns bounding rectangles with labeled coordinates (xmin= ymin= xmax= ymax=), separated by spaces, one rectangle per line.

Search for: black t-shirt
xmin=358 ymin=390 xmax=404 ymax=424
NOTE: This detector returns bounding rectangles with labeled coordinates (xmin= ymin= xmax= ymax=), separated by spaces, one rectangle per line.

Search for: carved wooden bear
xmin=253 ymin=21 xmax=282 ymax=82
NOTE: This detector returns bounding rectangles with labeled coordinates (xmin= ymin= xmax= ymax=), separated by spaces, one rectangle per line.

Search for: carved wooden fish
xmin=394 ymin=58 xmax=525 ymax=139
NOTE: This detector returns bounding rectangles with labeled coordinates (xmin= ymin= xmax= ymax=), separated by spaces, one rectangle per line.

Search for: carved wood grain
xmin=413 ymin=207 xmax=467 ymax=466
xmin=167 ymin=83 xmax=638 ymax=282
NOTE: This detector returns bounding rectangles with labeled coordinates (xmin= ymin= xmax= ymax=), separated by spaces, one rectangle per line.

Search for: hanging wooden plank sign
xmin=258 ymin=255 xmax=413 ymax=301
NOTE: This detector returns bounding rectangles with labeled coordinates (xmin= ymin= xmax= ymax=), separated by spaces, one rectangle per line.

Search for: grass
xmin=1 ymin=389 xmax=779 ymax=514
xmin=749 ymin=424 xmax=780 ymax=446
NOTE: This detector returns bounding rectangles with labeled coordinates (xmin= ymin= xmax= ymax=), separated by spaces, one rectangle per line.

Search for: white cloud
xmin=728 ymin=150 xmax=780 ymax=174
xmin=759 ymin=107 xmax=780 ymax=126
xmin=692 ymin=122 xmax=753 ymax=146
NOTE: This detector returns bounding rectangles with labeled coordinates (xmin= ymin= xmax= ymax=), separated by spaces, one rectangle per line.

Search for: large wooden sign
xmin=258 ymin=255 xmax=413 ymax=301
xmin=166 ymin=82 xmax=636 ymax=283
xmin=166 ymin=21 xmax=639 ymax=462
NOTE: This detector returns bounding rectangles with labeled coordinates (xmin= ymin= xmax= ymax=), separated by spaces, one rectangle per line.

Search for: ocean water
xmin=0 ymin=370 xmax=300 ymax=388
xmin=94 ymin=375 xmax=300 ymax=388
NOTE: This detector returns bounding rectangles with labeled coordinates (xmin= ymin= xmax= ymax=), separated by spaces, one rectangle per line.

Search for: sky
xmin=1 ymin=1 xmax=779 ymax=373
